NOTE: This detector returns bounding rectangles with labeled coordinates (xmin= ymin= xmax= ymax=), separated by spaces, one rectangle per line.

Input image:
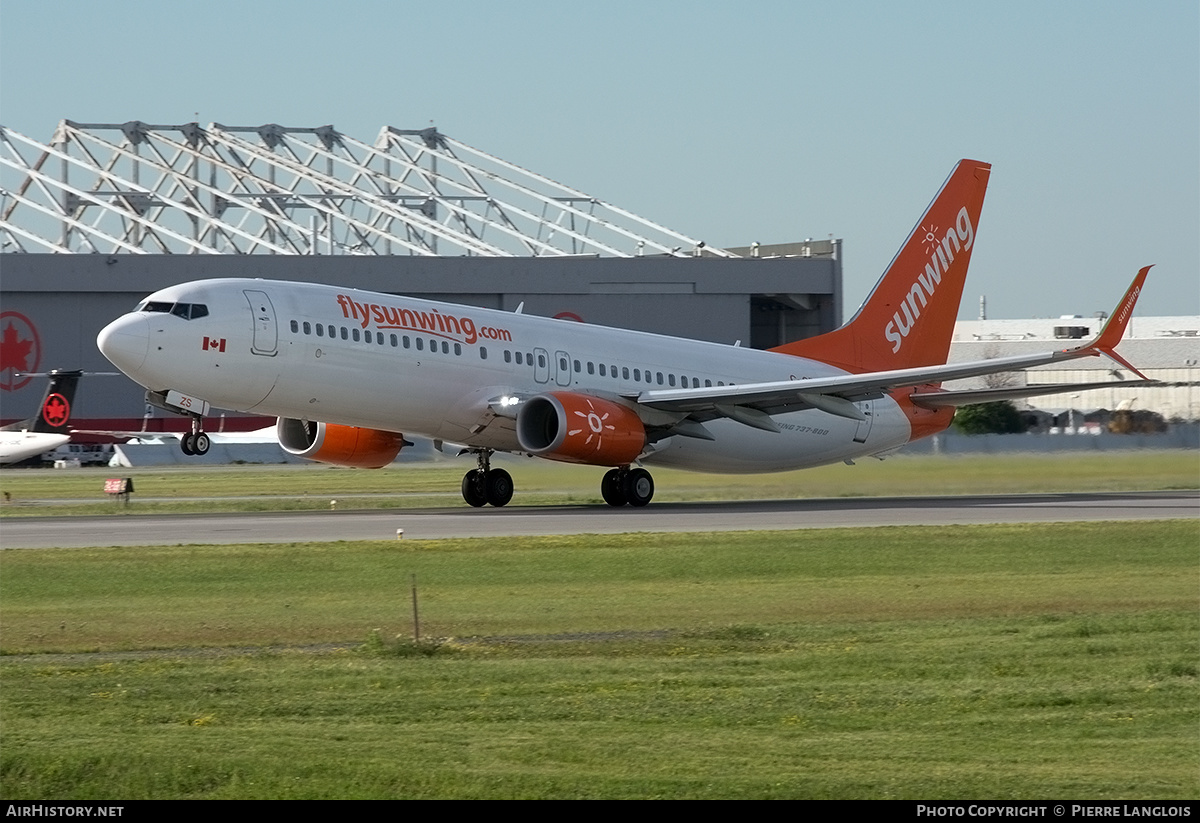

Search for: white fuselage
xmin=0 ymin=431 xmax=71 ymax=465
xmin=98 ymin=278 xmax=920 ymax=473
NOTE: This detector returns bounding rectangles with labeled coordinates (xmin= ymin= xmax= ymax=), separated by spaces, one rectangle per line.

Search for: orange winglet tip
xmin=1093 ymin=265 xmax=1152 ymax=351
xmin=1079 ymin=265 xmax=1152 ymax=379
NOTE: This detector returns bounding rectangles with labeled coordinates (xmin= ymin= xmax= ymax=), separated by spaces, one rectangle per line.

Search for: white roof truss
xmin=0 ymin=120 xmax=733 ymax=258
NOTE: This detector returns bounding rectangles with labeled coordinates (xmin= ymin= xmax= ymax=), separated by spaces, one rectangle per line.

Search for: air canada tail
xmin=8 ymin=369 xmax=82 ymax=434
xmin=771 ymin=159 xmax=992 ymax=373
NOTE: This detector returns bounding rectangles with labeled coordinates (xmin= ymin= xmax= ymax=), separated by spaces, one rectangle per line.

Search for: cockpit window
xmin=137 ymin=301 xmax=208 ymax=320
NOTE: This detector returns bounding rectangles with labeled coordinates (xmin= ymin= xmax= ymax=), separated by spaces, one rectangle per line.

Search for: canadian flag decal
xmin=202 ymin=336 xmax=227 ymax=352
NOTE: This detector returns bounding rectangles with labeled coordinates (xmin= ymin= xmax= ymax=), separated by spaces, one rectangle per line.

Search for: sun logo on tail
xmin=920 ymin=224 xmax=940 ymax=254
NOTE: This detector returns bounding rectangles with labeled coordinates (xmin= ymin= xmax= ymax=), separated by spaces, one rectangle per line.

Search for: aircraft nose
xmin=97 ymin=313 xmax=149 ymax=375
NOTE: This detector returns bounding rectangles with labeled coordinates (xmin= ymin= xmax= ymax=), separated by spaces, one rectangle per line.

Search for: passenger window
xmin=634 ymin=369 xmax=641 ymax=382
xmin=454 ymin=343 xmax=462 ymax=356
xmin=390 ymin=334 xmax=398 ymax=347
xmin=479 ymin=346 xmax=487 ymax=360
xmin=340 ymin=327 xmax=348 ymax=340
xmin=352 ymin=329 xmax=360 ymax=342
xmin=303 ymin=322 xmax=311 ymax=335
xmin=599 ymin=364 xmax=606 ymax=377
xmin=316 ymin=324 xmax=324 ymax=338
xmin=657 ymin=372 xmax=664 ymax=385
xmin=705 ymin=379 xmax=712 ymax=387
xmin=587 ymin=362 xmax=595 ymax=375
xmin=443 ymin=341 xmax=450 ymax=354
xmin=574 ymin=360 xmax=581 ymax=373
xmin=403 ymin=336 xmax=410 ymax=349
xmin=538 ymin=353 xmax=546 ymax=368
xmin=668 ymin=374 xmax=676 ymax=387
xmin=515 ymin=351 xmax=523 ymax=365
xmin=622 ymin=367 xmax=629 ymax=380
xmin=504 ymin=350 xmax=511 ymax=363
xmin=416 ymin=338 xmax=424 ymax=351
xmin=560 ymin=358 xmax=568 ymax=372
xmin=290 ymin=320 xmax=299 ymax=333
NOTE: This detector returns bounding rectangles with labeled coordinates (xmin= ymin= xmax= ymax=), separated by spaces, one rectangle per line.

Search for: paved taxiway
xmin=3 ymin=491 xmax=1196 ymax=549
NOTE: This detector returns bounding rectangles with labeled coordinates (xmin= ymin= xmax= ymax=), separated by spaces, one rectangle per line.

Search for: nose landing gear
xmin=179 ymin=414 xmax=211 ymax=456
xmin=145 ymin=390 xmax=213 ymax=457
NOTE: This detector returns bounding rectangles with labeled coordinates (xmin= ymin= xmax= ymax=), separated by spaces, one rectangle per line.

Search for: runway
xmin=2 ymin=491 xmax=1196 ymax=549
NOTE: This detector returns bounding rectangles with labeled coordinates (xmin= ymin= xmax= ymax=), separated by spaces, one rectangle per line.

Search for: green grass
xmin=1 ymin=451 xmax=1197 ymax=516
xmin=2 ymin=521 xmax=1197 ymax=798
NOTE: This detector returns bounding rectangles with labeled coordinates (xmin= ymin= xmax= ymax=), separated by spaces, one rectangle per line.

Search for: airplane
xmin=96 ymin=159 xmax=1152 ymax=507
xmin=0 ymin=369 xmax=82 ymax=464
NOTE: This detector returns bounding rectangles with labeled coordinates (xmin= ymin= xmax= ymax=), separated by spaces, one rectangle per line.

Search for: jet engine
xmin=516 ymin=392 xmax=646 ymax=466
xmin=277 ymin=418 xmax=405 ymax=468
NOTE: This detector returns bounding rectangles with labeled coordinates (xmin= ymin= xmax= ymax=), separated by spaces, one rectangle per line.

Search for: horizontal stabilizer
xmin=911 ymin=379 xmax=1158 ymax=409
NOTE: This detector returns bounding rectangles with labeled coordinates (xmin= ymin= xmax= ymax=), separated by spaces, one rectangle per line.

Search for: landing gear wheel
xmin=462 ymin=469 xmax=487 ymax=508
xmin=192 ymin=431 xmax=211 ymax=456
xmin=484 ymin=468 xmax=514 ymax=508
xmin=180 ymin=433 xmax=195 ymax=455
xmin=601 ymin=469 xmax=627 ymax=507
xmin=622 ymin=468 xmax=654 ymax=507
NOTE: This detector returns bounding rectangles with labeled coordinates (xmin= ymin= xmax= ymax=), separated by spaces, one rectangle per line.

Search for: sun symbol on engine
xmin=568 ymin=398 xmax=615 ymax=452
xmin=920 ymin=223 xmax=939 ymax=254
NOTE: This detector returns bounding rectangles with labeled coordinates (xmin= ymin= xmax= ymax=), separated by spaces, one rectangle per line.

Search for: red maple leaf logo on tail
xmin=42 ymin=393 xmax=70 ymax=427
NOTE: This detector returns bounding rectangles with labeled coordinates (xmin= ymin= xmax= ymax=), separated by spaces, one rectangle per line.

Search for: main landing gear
xmin=600 ymin=467 xmax=654 ymax=508
xmin=179 ymin=413 xmax=211 ymax=456
xmin=458 ymin=454 xmax=655 ymax=509
xmin=461 ymin=450 xmax=513 ymax=508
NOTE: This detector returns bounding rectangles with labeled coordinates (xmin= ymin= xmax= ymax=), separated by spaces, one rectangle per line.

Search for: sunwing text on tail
xmin=97 ymin=160 xmax=1151 ymax=507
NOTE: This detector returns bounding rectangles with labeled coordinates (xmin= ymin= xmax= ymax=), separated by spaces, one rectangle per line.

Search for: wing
xmin=630 ymin=266 xmax=1152 ymax=432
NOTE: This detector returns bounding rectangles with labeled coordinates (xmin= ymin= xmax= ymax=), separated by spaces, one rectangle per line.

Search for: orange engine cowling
xmin=516 ymin=392 xmax=646 ymax=466
xmin=276 ymin=418 xmax=405 ymax=469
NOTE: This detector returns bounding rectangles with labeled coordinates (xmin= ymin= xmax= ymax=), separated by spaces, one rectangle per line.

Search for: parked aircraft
xmin=0 ymin=370 xmax=82 ymax=464
xmin=96 ymin=160 xmax=1151 ymax=507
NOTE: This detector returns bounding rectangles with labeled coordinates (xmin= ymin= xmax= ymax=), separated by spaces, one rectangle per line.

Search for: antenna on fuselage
xmin=514 ymin=302 xmax=524 ymax=314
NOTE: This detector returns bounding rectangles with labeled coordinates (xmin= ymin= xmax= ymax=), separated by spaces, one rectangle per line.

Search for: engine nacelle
xmin=276 ymin=418 xmax=405 ymax=469
xmin=516 ymin=392 xmax=646 ymax=466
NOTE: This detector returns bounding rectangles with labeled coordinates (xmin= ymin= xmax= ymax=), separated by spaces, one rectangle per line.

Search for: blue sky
xmin=1 ymin=0 xmax=1196 ymax=320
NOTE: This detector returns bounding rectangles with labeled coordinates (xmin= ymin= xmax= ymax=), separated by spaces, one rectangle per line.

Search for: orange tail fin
xmin=772 ymin=159 xmax=992 ymax=373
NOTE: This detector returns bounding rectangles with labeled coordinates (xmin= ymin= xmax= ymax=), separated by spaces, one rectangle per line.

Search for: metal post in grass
xmin=411 ymin=573 xmax=420 ymax=643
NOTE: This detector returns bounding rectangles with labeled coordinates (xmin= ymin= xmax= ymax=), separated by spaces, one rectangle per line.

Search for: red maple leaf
xmin=0 ymin=322 xmax=34 ymax=374
xmin=43 ymin=394 xmax=69 ymax=426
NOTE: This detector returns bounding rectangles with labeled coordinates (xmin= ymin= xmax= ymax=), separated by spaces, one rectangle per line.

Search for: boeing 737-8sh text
xmin=97 ymin=160 xmax=1152 ymax=508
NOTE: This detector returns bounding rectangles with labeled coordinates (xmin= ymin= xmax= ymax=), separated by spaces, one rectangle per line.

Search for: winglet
xmin=1072 ymin=265 xmax=1152 ymax=379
